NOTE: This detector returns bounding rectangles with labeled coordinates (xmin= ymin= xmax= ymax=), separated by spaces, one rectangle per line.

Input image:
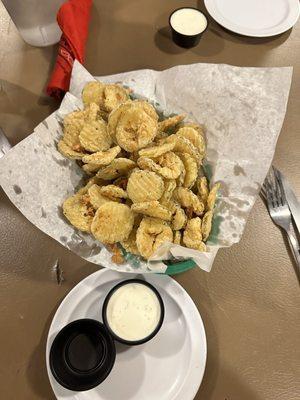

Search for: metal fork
xmin=262 ymin=167 xmax=300 ymax=275
xmin=0 ymin=127 xmax=12 ymax=158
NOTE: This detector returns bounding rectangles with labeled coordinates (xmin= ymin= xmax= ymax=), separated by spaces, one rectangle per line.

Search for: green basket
xmin=163 ymin=259 xmax=197 ymax=275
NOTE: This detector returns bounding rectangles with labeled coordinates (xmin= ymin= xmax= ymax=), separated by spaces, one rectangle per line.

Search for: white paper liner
xmin=0 ymin=61 xmax=292 ymax=273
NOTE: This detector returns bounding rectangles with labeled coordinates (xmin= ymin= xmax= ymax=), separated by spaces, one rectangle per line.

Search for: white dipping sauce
xmin=106 ymin=283 xmax=161 ymax=341
xmin=170 ymin=8 xmax=207 ymax=36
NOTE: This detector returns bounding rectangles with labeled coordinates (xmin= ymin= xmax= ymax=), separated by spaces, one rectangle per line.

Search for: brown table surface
xmin=0 ymin=1 xmax=300 ymax=399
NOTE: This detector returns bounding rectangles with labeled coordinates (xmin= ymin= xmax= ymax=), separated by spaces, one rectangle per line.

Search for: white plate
xmin=46 ymin=270 xmax=207 ymax=400
xmin=204 ymin=0 xmax=300 ymax=37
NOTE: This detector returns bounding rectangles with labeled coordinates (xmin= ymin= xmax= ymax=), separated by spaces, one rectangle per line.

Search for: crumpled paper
xmin=0 ymin=61 xmax=292 ymax=273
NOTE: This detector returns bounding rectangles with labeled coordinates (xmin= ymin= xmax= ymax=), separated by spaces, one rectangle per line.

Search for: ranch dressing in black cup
xmin=169 ymin=7 xmax=208 ymax=48
xmin=102 ymin=279 xmax=164 ymax=345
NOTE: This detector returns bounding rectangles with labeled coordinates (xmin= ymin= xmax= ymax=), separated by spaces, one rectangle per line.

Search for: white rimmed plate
xmin=46 ymin=269 xmax=207 ymax=400
xmin=204 ymin=0 xmax=300 ymax=37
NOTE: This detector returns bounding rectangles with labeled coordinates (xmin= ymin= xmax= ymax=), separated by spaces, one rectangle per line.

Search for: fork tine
xmin=260 ymin=186 xmax=267 ymax=199
xmin=273 ymin=167 xmax=287 ymax=207
xmin=270 ymin=171 xmax=280 ymax=208
xmin=264 ymin=177 xmax=276 ymax=208
xmin=260 ymin=186 xmax=267 ymax=204
xmin=272 ymin=166 xmax=283 ymax=207
xmin=270 ymin=170 xmax=280 ymax=208
xmin=263 ymin=179 xmax=275 ymax=210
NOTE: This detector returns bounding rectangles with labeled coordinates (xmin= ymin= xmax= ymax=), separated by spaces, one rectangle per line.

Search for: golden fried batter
xmin=103 ymin=84 xmax=130 ymax=112
xmin=176 ymin=152 xmax=198 ymax=188
xmin=82 ymin=146 xmax=121 ymax=166
xmin=176 ymin=126 xmax=206 ymax=155
xmin=163 ymin=134 xmax=200 ymax=163
xmin=60 ymin=81 xmax=219 ymax=260
xmin=58 ymin=140 xmax=85 ymax=160
xmin=207 ymin=182 xmax=220 ymax=211
xmin=127 ymin=169 xmax=164 ymax=203
xmin=197 ymin=176 xmax=209 ymax=205
xmin=131 ymin=201 xmax=172 ymax=221
xmin=96 ymin=158 xmax=136 ymax=180
xmin=63 ymin=193 xmax=94 ymax=232
xmin=172 ymin=205 xmax=187 ymax=230
xmin=138 ymin=142 xmax=175 ymax=158
xmin=158 ymin=114 xmax=185 ymax=132
xmin=63 ymin=119 xmax=84 ymax=149
xmin=202 ymin=210 xmax=213 ymax=241
xmin=116 ymin=107 xmax=158 ymax=152
xmin=174 ymin=187 xmax=205 ymax=216
xmin=183 ymin=217 xmax=206 ymax=251
xmin=79 ymin=120 xmax=112 ymax=152
xmin=121 ymin=226 xmax=140 ymax=255
xmin=99 ymin=185 xmax=128 ymax=199
xmin=136 ymin=217 xmax=173 ymax=259
xmin=173 ymin=230 xmax=182 ymax=245
xmin=82 ymin=81 xmax=105 ymax=107
xmin=138 ymin=151 xmax=183 ymax=179
xmin=91 ymin=202 xmax=134 ymax=243
xmin=160 ymin=179 xmax=177 ymax=203
xmin=88 ymin=184 xmax=113 ymax=209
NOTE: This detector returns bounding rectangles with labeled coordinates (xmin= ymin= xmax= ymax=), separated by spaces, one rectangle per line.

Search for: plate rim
xmin=46 ymin=269 xmax=207 ymax=400
xmin=204 ymin=0 xmax=300 ymax=37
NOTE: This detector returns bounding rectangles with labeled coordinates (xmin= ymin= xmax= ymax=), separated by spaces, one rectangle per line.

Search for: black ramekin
xmin=169 ymin=7 xmax=209 ymax=48
xmin=102 ymin=279 xmax=165 ymax=346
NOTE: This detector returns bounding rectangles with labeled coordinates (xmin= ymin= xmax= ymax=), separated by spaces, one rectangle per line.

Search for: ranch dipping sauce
xmin=170 ymin=8 xmax=208 ymax=36
xmin=105 ymin=281 xmax=163 ymax=343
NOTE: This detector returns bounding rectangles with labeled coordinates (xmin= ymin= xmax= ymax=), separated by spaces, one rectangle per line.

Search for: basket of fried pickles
xmin=58 ymin=80 xmax=220 ymax=273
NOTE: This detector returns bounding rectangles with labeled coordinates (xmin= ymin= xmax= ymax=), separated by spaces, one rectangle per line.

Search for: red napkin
xmin=46 ymin=0 xmax=93 ymax=99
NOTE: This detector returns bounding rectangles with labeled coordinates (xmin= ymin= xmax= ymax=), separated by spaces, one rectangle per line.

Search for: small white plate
xmin=46 ymin=269 xmax=207 ymax=400
xmin=204 ymin=0 xmax=300 ymax=37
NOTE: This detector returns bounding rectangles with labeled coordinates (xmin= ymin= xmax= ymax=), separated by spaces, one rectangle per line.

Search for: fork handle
xmin=286 ymin=229 xmax=300 ymax=274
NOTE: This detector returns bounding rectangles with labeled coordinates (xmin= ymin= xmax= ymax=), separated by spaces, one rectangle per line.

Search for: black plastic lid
xmin=49 ymin=319 xmax=116 ymax=391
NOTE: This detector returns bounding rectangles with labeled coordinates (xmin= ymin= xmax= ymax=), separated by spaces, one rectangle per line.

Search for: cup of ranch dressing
xmin=102 ymin=279 xmax=164 ymax=345
xmin=169 ymin=7 xmax=208 ymax=48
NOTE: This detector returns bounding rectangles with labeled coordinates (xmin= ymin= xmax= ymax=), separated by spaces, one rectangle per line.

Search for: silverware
xmin=0 ymin=127 xmax=12 ymax=158
xmin=262 ymin=167 xmax=300 ymax=276
xmin=262 ymin=170 xmax=300 ymax=241
xmin=280 ymin=172 xmax=300 ymax=238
